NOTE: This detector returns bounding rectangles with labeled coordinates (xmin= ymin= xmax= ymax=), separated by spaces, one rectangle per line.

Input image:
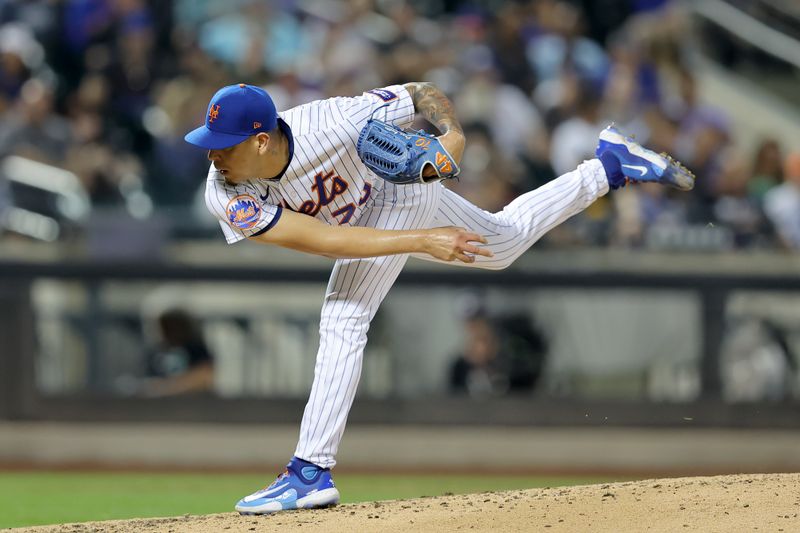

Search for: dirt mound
xmin=9 ymin=473 xmax=800 ymax=533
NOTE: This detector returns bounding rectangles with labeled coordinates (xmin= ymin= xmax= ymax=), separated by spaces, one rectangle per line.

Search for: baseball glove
xmin=356 ymin=119 xmax=460 ymax=185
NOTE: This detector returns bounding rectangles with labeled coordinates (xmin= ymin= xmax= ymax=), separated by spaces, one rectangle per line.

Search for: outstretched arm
xmin=249 ymin=209 xmax=492 ymax=264
xmin=404 ymin=82 xmax=465 ymax=165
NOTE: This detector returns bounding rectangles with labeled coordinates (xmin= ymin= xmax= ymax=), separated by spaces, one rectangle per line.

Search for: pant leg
xmin=413 ymin=159 xmax=609 ymax=270
xmin=294 ymin=180 xmax=441 ymax=468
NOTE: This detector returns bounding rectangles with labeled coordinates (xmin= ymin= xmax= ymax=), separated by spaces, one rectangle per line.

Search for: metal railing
xmin=1 ymin=254 xmax=799 ymax=428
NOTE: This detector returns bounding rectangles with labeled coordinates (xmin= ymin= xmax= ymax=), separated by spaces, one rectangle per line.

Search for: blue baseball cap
xmin=184 ymin=83 xmax=278 ymax=150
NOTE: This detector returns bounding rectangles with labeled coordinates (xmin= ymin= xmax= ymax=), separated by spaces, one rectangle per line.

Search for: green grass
xmin=0 ymin=472 xmax=622 ymax=528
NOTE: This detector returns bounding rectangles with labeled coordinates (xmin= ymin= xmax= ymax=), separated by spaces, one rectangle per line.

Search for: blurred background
xmin=1 ymin=0 xmax=800 ymax=483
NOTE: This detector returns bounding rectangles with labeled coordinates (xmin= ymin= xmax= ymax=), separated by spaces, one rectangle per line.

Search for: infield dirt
xmin=8 ymin=473 xmax=800 ymax=532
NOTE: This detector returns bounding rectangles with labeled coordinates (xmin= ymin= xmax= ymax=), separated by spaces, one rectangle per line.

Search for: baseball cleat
xmin=235 ymin=457 xmax=340 ymax=514
xmin=596 ymin=125 xmax=695 ymax=191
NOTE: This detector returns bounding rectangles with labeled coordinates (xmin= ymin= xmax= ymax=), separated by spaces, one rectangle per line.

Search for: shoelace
xmin=264 ymin=470 xmax=290 ymax=490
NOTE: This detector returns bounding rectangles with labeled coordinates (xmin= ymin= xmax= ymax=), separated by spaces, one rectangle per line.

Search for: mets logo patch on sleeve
xmin=226 ymin=195 xmax=262 ymax=230
xmin=367 ymin=88 xmax=397 ymax=102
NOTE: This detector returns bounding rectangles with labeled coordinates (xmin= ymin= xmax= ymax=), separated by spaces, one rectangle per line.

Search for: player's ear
xmin=255 ymin=132 xmax=271 ymax=154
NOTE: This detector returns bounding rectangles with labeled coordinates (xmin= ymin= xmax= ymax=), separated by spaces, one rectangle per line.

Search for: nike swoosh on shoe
xmin=621 ymin=164 xmax=648 ymax=176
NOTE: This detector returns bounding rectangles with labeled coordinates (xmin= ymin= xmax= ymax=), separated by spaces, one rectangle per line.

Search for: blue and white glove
xmin=357 ymin=119 xmax=460 ymax=185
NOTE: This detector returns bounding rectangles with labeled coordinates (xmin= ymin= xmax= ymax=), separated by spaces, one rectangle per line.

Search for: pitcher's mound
xmin=12 ymin=473 xmax=800 ymax=532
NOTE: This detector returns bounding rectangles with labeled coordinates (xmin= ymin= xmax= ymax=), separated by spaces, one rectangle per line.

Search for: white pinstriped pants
xmin=294 ymin=159 xmax=610 ymax=468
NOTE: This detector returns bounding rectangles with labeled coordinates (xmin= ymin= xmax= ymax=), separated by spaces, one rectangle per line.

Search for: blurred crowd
xmin=1 ymin=0 xmax=799 ymax=251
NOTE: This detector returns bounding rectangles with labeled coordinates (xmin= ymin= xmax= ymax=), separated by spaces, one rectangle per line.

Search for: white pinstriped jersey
xmin=204 ymin=85 xmax=415 ymax=244
xmin=197 ymin=80 xmax=612 ymax=474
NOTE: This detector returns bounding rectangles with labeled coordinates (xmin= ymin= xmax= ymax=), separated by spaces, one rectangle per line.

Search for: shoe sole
xmin=297 ymin=487 xmax=341 ymax=509
xmin=236 ymin=487 xmax=341 ymax=515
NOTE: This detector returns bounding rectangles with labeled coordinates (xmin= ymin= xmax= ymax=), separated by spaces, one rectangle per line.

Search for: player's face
xmin=207 ymin=137 xmax=260 ymax=183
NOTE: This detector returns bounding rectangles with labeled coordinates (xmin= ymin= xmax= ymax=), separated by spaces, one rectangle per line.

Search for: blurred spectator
xmin=670 ymin=70 xmax=732 ymax=213
xmin=57 ymin=0 xmax=116 ymax=91
xmin=94 ymin=0 xmax=159 ymax=156
xmin=764 ymin=153 xmax=800 ymax=250
xmin=66 ymin=142 xmax=130 ymax=206
xmin=602 ymin=31 xmax=661 ymax=137
xmin=720 ymin=318 xmax=796 ymax=402
xmin=381 ymin=2 xmax=444 ymax=86
xmin=748 ymin=138 xmax=783 ymax=202
xmin=450 ymin=308 xmax=547 ymax=397
xmin=455 ymin=64 xmax=544 ymax=162
xmin=486 ymin=2 xmax=537 ymax=94
xmin=446 ymin=121 xmax=519 ymax=212
xmin=0 ymin=77 xmax=71 ymax=164
xmin=141 ymin=308 xmax=215 ymax=397
xmin=712 ymin=148 xmax=768 ymax=248
xmin=612 ymin=182 xmax=688 ymax=248
xmin=67 ymin=73 xmax=110 ymax=145
xmin=0 ymin=23 xmax=43 ymax=113
xmin=549 ymin=80 xmax=603 ymax=176
xmin=144 ymin=76 xmax=217 ymax=206
xmin=198 ymin=0 xmax=313 ymax=78
xmin=318 ymin=2 xmax=383 ymax=94
xmin=527 ymin=0 xmax=609 ymax=89
xmin=62 ymin=72 xmax=128 ymax=205
xmin=264 ymin=69 xmax=325 ymax=112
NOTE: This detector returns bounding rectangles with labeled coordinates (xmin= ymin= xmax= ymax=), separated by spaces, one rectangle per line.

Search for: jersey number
xmin=331 ymin=183 xmax=372 ymax=225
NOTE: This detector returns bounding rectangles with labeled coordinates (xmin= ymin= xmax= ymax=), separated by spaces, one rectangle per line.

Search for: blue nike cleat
xmin=235 ymin=457 xmax=340 ymax=514
xmin=596 ymin=125 xmax=695 ymax=191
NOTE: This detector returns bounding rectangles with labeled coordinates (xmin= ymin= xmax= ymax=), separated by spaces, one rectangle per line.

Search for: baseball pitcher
xmin=184 ymin=82 xmax=693 ymax=514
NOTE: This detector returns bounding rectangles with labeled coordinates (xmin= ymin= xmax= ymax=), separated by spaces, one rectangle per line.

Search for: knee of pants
xmin=320 ymin=312 xmax=371 ymax=339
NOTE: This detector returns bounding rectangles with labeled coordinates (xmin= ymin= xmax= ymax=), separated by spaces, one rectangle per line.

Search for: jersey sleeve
xmin=204 ymin=167 xmax=283 ymax=244
xmin=338 ymin=84 xmax=415 ymax=131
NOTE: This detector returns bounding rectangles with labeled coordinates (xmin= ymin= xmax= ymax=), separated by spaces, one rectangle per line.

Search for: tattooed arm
xmin=404 ymin=82 xmax=464 ymax=136
xmin=404 ymin=82 xmax=465 ymax=167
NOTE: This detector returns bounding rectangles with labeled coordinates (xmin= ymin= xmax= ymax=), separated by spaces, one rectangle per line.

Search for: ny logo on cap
xmin=208 ymin=104 xmax=221 ymax=123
